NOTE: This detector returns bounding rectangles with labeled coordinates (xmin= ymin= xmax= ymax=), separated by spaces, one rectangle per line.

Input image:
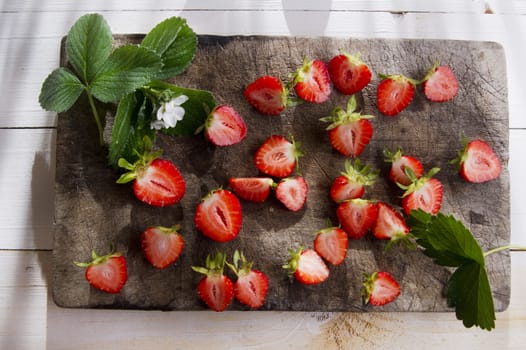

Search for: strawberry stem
xmin=483 ymin=245 xmax=526 ymax=257
xmin=86 ymin=90 xmax=104 ymax=146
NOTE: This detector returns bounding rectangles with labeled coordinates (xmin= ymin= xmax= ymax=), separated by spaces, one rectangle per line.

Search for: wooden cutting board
xmin=52 ymin=35 xmax=510 ymax=312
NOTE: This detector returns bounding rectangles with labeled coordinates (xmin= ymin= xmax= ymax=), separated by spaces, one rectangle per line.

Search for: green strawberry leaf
xmin=108 ymin=92 xmax=156 ymax=167
xmin=141 ymin=16 xmax=197 ymax=80
xmin=89 ymin=45 xmax=163 ymax=103
xmin=38 ymin=67 xmax=85 ymax=113
xmin=407 ymin=210 xmax=495 ymax=331
xmin=147 ymin=80 xmax=216 ymax=136
xmin=65 ymin=13 xmax=112 ymax=84
xmin=447 ymin=261 xmax=495 ymax=331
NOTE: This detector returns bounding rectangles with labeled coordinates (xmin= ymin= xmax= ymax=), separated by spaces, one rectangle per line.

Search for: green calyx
xmin=361 ymin=272 xmax=377 ymax=304
xmin=282 ymin=245 xmax=304 ymax=275
xmin=116 ymin=136 xmax=162 ymax=184
xmin=398 ymin=167 xmax=440 ymax=197
xmin=191 ymin=251 xmax=227 ymax=276
xmin=378 ymin=72 xmax=422 ymax=86
xmin=225 ymin=250 xmax=254 ymax=278
xmin=74 ymin=248 xmax=121 ymax=268
xmin=341 ymin=158 xmax=379 ymax=186
xmin=383 ymin=147 xmax=404 ymax=163
xmin=320 ymin=95 xmax=374 ymax=130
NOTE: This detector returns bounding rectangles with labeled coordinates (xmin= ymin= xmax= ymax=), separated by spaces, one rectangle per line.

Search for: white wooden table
xmin=1 ymin=1 xmax=525 ymax=349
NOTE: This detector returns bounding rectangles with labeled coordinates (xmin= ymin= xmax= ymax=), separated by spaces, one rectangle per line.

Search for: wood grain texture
xmin=53 ymin=35 xmax=510 ymax=312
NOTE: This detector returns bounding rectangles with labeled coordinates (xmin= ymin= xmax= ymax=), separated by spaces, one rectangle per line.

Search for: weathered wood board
xmin=52 ymin=35 xmax=510 ymax=312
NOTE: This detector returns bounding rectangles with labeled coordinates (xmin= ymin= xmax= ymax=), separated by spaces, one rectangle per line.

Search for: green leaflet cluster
xmin=39 ymin=13 xmax=216 ymax=167
xmin=407 ymin=210 xmax=496 ymax=331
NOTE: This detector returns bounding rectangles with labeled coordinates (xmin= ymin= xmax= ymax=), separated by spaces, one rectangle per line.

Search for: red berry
xmin=453 ymin=138 xmax=502 ymax=183
xmin=423 ymin=65 xmax=459 ymax=102
xmin=229 ymin=177 xmax=275 ymax=203
xmin=192 ymin=252 xmax=234 ymax=312
xmin=275 ymin=176 xmax=308 ymax=212
xmin=141 ymin=225 xmax=184 ymax=269
xmin=362 ymin=271 xmax=401 ymax=306
xmin=244 ymin=75 xmax=288 ymax=115
xmin=292 ymin=59 xmax=331 ymax=103
xmin=328 ymin=52 xmax=372 ymax=95
xmin=75 ymin=250 xmax=128 ymax=294
xmin=337 ymin=199 xmax=379 ymax=240
xmin=376 ymin=74 xmax=416 ymax=116
xmin=254 ymin=135 xmax=303 ymax=178
xmin=313 ymin=227 xmax=348 ymax=265
xmin=283 ymin=246 xmax=329 ymax=285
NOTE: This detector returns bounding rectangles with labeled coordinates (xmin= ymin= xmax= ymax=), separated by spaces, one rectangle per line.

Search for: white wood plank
xmin=1 ymin=11 xmax=525 ymax=128
xmin=0 ymin=129 xmax=55 ymax=250
xmin=0 ymin=250 xmax=521 ymax=349
xmin=0 ymin=0 xmax=495 ymax=14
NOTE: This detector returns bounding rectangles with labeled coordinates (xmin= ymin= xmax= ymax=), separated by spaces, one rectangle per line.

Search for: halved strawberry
xmin=228 ymin=177 xmax=275 ymax=203
xmin=141 ymin=225 xmax=184 ymax=269
xmin=384 ymin=147 xmax=424 ymax=186
xmin=336 ymin=199 xmax=379 ymax=240
xmin=192 ymin=251 xmax=234 ymax=312
xmin=376 ymin=74 xmax=417 ymax=116
xmin=452 ymin=138 xmax=502 ymax=183
xmin=194 ymin=189 xmax=242 ymax=242
xmin=292 ymin=58 xmax=331 ymax=103
xmin=328 ymin=52 xmax=372 ymax=95
xmin=117 ymin=144 xmax=185 ymax=207
xmin=320 ymin=95 xmax=374 ymax=157
xmin=244 ymin=75 xmax=289 ymax=116
xmin=226 ymin=250 xmax=269 ymax=309
xmin=254 ymin=135 xmax=304 ymax=178
xmin=202 ymin=105 xmax=247 ymax=146
xmin=362 ymin=271 xmax=401 ymax=306
xmin=422 ymin=64 xmax=459 ymax=102
xmin=399 ymin=168 xmax=443 ymax=215
xmin=330 ymin=159 xmax=378 ymax=203
xmin=74 ymin=249 xmax=127 ymax=294
xmin=313 ymin=226 xmax=348 ymax=265
xmin=275 ymin=176 xmax=308 ymax=212
xmin=372 ymin=202 xmax=410 ymax=248
xmin=283 ymin=246 xmax=329 ymax=285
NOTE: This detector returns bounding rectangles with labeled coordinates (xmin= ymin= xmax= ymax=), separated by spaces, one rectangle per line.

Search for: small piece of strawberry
xmin=399 ymin=168 xmax=443 ymax=215
xmin=228 ymin=177 xmax=275 ymax=203
xmin=292 ymin=58 xmax=331 ymax=103
xmin=336 ymin=199 xmax=379 ymax=239
xmin=320 ymin=95 xmax=374 ymax=157
xmin=384 ymin=147 xmax=424 ymax=186
xmin=254 ymin=135 xmax=304 ymax=178
xmin=192 ymin=251 xmax=234 ymax=312
xmin=328 ymin=52 xmax=372 ymax=95
xmin=376 ymin=74 xmax=417 ymax=116
xmin=194 ymin=189 xmax=243 ymax=242
xmin=117 ymin=142 xmax=186 ymax=207
xmin=275 ymin=176 xmax=308 ymax=211
xmin=244 ymin=75 xmax=289 ymax=116
xmin=330 ymin=159 xmax=378 ymax=203
xmin=362 ymin=271 xmax=401 ymax=306
xmin=372 ymin=202 xmax=410 ymax=248
xmin=202 ymin=105 xmax=247 ymax=146
xmin=313 ymin=226 xmax=348 ymax=265
xmin=283 ymin=246 xmax=329 ymax=285
xmin=452 ymin=138 xmax=502 ymax=183
xmin=423 ymin=64 xmax=459 ymax=102
xmin=226 ymin=250 xmax=269 ymax=309
xmin=74 ymin=249 xmax=127 ymax=294
xmin=141 ymin=225 xmax=184 ymax=269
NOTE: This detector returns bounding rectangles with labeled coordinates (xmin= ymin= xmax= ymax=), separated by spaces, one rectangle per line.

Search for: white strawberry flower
xmin=151 ymin=94 xmax=189 ymax=130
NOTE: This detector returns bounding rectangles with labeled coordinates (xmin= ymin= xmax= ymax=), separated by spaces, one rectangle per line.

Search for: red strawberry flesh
xmin=313 ymin=227 xmax=348 ymax=265
xmin=293 ymin=59 xmax=331 ymax=103
xmin=423 ymin=65 xmax=459 ymax=102
xmin=372 ymin=202 xmax=409 ymax=240
xmin=194 ymin=189 xmax=242 ymax=242
xmin=275 ymin=176 xmax=308 ymax=211
xmin=255 ymin=135 xmax=302 ymax=178
xmin=205 ymin=105 xmax=247 ymax=146
xmin=376 ymin=75 xmax=415 ymax=116
xmin=459 ymin=139 xmax=502 ymax=183
xmin=244 ymin=75 xmax=286 ymax=115
xmin=229 ymin=177 xmax=274 ymax=203
xmin=141 ymin=226 xmax=184 ymax=269
xmin=363 ymin=271 xmax=401 ymax=306
xmin=328 ymin=53 xmax=372 ymax=95
xmin=337 ymin=199 xmax=379 ymax=239
xmin=235 ymin=270 xmax=269 ymax=309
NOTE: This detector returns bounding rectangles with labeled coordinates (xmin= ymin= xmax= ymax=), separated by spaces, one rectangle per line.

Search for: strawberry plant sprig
xmin=39 ymin=13 xmax=216 ymax=167
xmin=407 ymin=209 xmax=526 ymax=331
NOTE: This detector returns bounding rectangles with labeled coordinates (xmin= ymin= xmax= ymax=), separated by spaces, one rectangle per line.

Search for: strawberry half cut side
xmin=320 ymin=95 xmax=374 ymax=157
xmin=376 ymin=74 xmax=417 ymax=116
xmin=292 ymin=58 xmax=331 ymax=103
xmin=192 ymin=251 xmax=234 ymax=312
xmin=329 ymin=158 xmax=379 ymax=203
xmin=451 ymin=138 xmax=502 ymax=183
xmin=244 ymin=75 xmax=289 ymax=116
xmin=328 ymin=52 xmax=372 ymax=95
xmin=275 ymin=176 xmax=308 ymax=212
xmin=313 ymin=226 xmax=349 ymax=265
xmin=202 ymin=105 xmax=247 ymax=146
xmin=336 ymin=198 xmax=379 ymax=240
xmin=372 ymin=202 xmax=413 ymax=250
xmin=117 ymin=142 xmax=186 ymax=207
xmin=194 ymin=189 xmax=243 ymax=243
xmin=422 ymin=63 xmax=459 ymax=102
xmin=384 ymin=147 xmax=424 ymax=186
xmin=254 ymin=135 xmax=304 ymax=178
xmin=226 ymin=250 xmax=269 ymax=309
xmin=228 ymin=177 xmax=275 ymax=203
xmin=75 ymin=249 xmax=128 ymax=294
xmin=283 ymin=246 xmax=329 ymax=285
xmin=362 ymin=271 xmax=401 ymax=306
xmin=141 ymin=225 xmax=184 ymax=269
xmin=399 ymin=168 xmax=443 ymax=216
